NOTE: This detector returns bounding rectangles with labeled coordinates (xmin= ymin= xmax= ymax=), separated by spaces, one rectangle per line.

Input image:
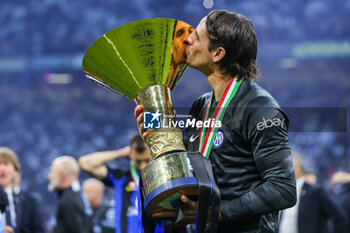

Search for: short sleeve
xmin=101 ymin=165 xmax=127 ymax=187
xmin=246 ymin=106 xmax=291 ymax=178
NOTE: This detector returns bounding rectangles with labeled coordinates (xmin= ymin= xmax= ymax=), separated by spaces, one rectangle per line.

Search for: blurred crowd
xmin=0 ymin=59 xmax=349 ymax=231
xmin=1 ymin=138 xmax=350 ymax=233
xmin=0 ymin=0 xmax=349 ymax=232
xmin=1 ymin=0 xmax=350 ymax=56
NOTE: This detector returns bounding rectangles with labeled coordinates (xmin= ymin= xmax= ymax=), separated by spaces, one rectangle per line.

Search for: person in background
xmin=279 ymin=154 xmax=347 ymax=233
xmin=82 ymin=178 xmax=115 ymax=233
xmin=0 ymin=185 xmax=8 ymax=233
xmin=304 ymin=171 xmax=317 ymax=185
xmin=0 ymin=147 xmax=44 ymax=233
xmin=79 ymin=134 xmax=152 ymax=233
xmin=11 ymin=172 xmax=21 ymax=195
xmin=48 ymin=155 xmax=93 ymax=233
xmin=331 ymin=171 xmax=350 ymax=232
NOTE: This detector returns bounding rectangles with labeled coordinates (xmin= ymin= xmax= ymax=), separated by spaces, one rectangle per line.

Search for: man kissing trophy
xmin=82 ymin=18 xmax=220 ymax=233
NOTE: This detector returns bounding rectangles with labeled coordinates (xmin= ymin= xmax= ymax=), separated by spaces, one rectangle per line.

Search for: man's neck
xmin=207 ymin=73 xmax=233 ymax=101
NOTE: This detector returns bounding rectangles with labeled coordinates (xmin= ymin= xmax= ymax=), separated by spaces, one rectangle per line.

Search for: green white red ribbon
xmin=199 ymin=77 xmax=241 ymax=158
xmin=130 ymin=162 xmax=139 ymax=187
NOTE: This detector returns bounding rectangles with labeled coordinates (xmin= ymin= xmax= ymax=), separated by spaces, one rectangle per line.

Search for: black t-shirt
xmin=183 ymin=80 xmax=296 ymax=233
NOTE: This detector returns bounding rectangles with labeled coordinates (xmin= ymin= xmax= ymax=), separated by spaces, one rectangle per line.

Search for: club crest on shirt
xmin=213 ymin=130 xmax=224 ymax=148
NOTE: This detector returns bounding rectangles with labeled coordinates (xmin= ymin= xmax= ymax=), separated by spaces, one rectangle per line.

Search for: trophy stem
xmin=135 ymin=85 xmax=186 ymax=159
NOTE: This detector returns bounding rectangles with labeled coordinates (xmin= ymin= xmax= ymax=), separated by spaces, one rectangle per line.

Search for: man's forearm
xmin=79 ymin=146 xmax=130 ymax=176
xmin=220 ymin=152 xmax=296 ymax=220
xmin=221 ymin=177 xmax=296 ymax=220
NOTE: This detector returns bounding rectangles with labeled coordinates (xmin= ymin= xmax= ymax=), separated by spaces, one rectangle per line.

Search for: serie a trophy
xmin=83 ymin=18 xmax=219 ymax=231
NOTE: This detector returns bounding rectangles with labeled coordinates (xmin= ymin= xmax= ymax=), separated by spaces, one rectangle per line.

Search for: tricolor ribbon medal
xmin=130 ymin=162 xmax=140 ymax=189
xmin=199 ymin=77 xmax=241 ymax=158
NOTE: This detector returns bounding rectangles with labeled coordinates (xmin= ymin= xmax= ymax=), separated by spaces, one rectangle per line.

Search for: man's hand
xmin=134 ymin=105 xmax=154 ymax=138
xmin=152 ymin=195 xmax=198 ymax=227
xmin=118 ymin=146 xmax=131 ymax=158
xmin=134 ymin=105 xmax=177 ymax=139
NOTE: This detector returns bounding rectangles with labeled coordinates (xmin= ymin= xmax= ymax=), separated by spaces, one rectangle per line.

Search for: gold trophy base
xmin=145 ymin=183 xmax=198 ymax=217
xmin=141 ymin=152 xmax=198 ymax=216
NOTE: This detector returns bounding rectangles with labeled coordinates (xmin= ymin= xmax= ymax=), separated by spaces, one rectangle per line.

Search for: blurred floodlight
xmin=280 ymin=58 xmax=298 ymax=69
xmin=70 ymin=53 xmax=84 ymax=69
xmin=0 ymin=58 xmax=27 ymax=71
xmin=203 ymin=0 xmax=214 ymax=9
xmin=44 ymin=73 xmax=73 ymax=84
xmin=292 ymin=40 xmax=350 ymax=59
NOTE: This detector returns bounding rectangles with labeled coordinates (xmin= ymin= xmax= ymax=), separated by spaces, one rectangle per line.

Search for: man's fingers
xmin=134 ymin=105 xmax=143 ymax=117
xmin=143 ymin=129 xmax=154 ymax=138
xmin=134 ymin=104 xmax=154 ymax=138
xmin=137 ymin=112 xmax=144 ymax=127
xmin=137 ymin=117 xmax=154 ymax=138
xmin=181 ymin=195 xmax=197 ymax=208
xmin=152 ymin=210 xmax=177 ymax=218
xmin=150 ymin=196 xmax=198 ymax=225
xmin=136 ymin=105 xmax=144 ymax=126
xmin=135 ymin=105 xmax=148 ymax=137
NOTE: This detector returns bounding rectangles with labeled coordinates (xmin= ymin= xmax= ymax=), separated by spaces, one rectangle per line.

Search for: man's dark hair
xmin=130 ymin=134 xmax=147 ymax=153
xmin=206 ymin=10 xmax=258 ymax=80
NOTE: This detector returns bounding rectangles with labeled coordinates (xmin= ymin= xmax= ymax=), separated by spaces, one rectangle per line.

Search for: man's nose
xmin=185 ymin=33 xmax=194 ymax=45
xmin=185 ymin=38 xmax=192 ymax=45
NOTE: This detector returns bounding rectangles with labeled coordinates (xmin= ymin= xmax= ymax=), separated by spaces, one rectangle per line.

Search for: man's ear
xmin=212 ymin=47 xmax=226 ymax=63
